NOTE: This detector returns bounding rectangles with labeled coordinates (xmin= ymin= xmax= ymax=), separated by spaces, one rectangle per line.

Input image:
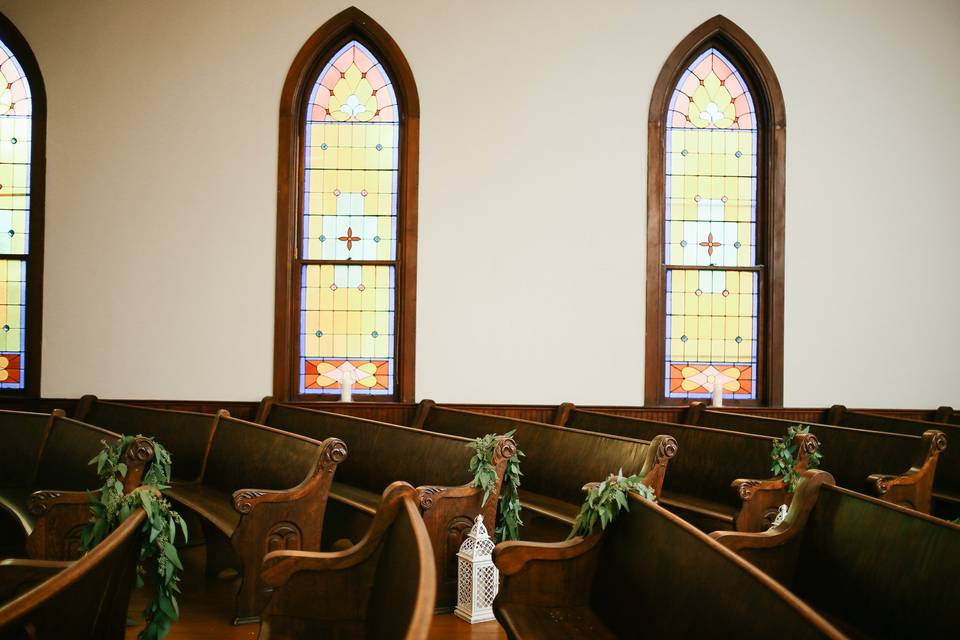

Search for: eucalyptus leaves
xmin=466 ymin=430 xmax=524 ymax=542
xmin=81 ymin=436 xmax=187 ymax=640
xmin=569 ymin=469 xmax=656 ymax=538
xmin=770 ymin=424 xmax=823 ymax=493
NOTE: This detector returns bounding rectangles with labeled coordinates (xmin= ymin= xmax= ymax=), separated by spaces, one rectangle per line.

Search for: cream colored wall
xmin=1 ymin=0 xmax=957 ymax=406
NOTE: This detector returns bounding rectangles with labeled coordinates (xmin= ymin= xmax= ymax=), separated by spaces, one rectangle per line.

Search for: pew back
xmin=76 ymin=397 xmax=216 ymax=481
xmin=563 ymin=407 xmax=773 ymax=508
xmin=0 ymin=411 xmax=52 ymax=487
xmin=261 ymin=404 xmax=474 ymax=494
xmin=793 ymin=484 xmax=959 ymax=638
xmin=0 ymin=510 xmax=146 ymax=640
xmin=419 ymin=405 xmax=662 ymax=505
xmin=34 ymin=417 xmax=118 ymax=490
xmin=689 ymin=407 xmax=928 ymax=494
xmin=828 ymin=406 xmax=959 ymax=503
xmin=200 ymin=417 xmax=322 ymax=496
xmin=591 ymin=495 xmax=841 ymax=639
xmin=712 ymin=473 xmax=960 ymax=639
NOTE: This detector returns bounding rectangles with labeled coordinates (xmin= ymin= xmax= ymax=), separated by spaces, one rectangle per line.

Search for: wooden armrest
xmin=0 ymin=559 xmax=72 ymax=600
xmin=494 ymin=536 xmax=604 ymax=608
xmin=232 ymin=487 xmax=304 ymax=514
xmin=260 ymin=547 xmax=367 ymax=588
xmin=415 ymin=483 xmax=478 ymax=510
xmin=732 ymin=477 xmax=786 ymax=501
xmin=712 ymin=470 xmax=835 ymax=552
xmin=260 ymin=481 xmax=412 ymax=589
xmin=710 ymin=526 xmax=794 ymax=551
xmin=232 ymin=437 xmax=348 ymax=514
xmin=27 ymin=489 xmax=93 ymax=516
xmin=494 ymin=535 xmax=601 ymax=575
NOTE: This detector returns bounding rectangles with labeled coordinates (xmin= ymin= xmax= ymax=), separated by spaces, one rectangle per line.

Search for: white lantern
xmin=454 ymin=514 xmax=499 ymax=624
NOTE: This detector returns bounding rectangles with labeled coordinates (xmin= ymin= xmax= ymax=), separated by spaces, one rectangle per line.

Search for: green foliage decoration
xmin=81 ymin=436 xmax=187 ymax=640
xmin=568 ymin=469 xmax=656 ymax=539
xmin=770 ymin=424 xmax=823 ymax=493
xmin=466 ymin=430 xmax=525 ymax=542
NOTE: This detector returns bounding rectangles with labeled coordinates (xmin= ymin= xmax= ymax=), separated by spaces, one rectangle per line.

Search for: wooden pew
xmin=936 ymin=405 xmax=959 ymax=425
xmin=0 ymin=411 xmax=154 ymax=560
xmin=826 ymin=404 xmax=959 ymax=519
xmin=164 ymin=415 xmax=346 ymax=624
xmin=0 ymin=509 xmax=146 ymax=640
xmin=554 ymin=403 xmax=820 ymax=532
xmin=686 ymin=402 xmax=946 ymax=514
xmin=712 ymin=470 xmax=960 ymax=639
xmin=492 ymin=489 xmax=844 ymax=639
xmin=411 ymin=400 xmax=677 ymax=539
xmin=258 ymin=481 xmax=435 ymax=640
xmin=74 ymin=395 xmax=218 ymax=482
xmin=256 ymin=399 xmax=514 ymax=613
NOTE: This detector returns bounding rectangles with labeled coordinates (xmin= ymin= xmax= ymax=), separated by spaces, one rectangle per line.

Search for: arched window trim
xmin=274 ymin=7 xmax=419 ymax=402
xmin=0 ymin=12 xmax=44 ymax=398
xmin=645 ymin=15 xmax=784 ymax=407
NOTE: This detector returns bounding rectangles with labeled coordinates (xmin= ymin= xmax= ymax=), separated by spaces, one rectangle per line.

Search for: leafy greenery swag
xmin=81 ymin=436 xmax=187 ymax=640
xmin=771 ymin=424 xmax=823 ymax=493
xmin=466 ymin=430 xmax=524 ymax=542
xmin=569 ymin=469 xmax=656 ymax=539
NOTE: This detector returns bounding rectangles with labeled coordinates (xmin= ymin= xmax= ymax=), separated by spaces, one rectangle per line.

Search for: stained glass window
xmin=0 ymin=39 xmax=32 ymax=390
xmin=664 ymin=48 xmax=759 ymax=400
xmin=298 ymin=41 xmax=400 ymax=395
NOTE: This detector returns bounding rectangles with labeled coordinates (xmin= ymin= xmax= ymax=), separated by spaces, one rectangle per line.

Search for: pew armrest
xmin=711 ymin=470 xmax=835 ymax=584
xmin=494 ymin=535 xmax=602 ymax=575
xmin=26 ymin=489 xmax=91 ymax=515
xmin=732 ymin=477 xmax=786 ymax=501
xmin=260 ymin=481 xmax=412 ymax=588
xmin=494 ymin=536 xmax=603 ymax=608
xmin=231 ymin=437 xmax=348 ymax=515
xmin=260 ymin=545 xmax=371 ymax=588
xmin=0 ymin=558 xmax=72 ymax=601
xmin=730 ymin=477 xmax=790 ymax=532
xmin=868 ymin=430 xmax=946 ymax=513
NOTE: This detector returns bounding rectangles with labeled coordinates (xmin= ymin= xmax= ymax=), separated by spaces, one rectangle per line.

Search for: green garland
xmin=770 ymin=424 xmax=823 ymax=493
xmin=81 ymin=436 xmax=187 ymax=640
xmin=466 ymin=430 xmax=525 ymax=542
xmin=569 ymin=469 xmax=655 ymax=539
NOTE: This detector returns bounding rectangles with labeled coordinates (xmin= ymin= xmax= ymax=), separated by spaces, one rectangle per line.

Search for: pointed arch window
xmin=275 ymin=8 xmax=418 ymax=401
xmin=0 ymin=14 xmax=44 ymax=396
xmin=646 ymin=16 xmax=784 ymax=406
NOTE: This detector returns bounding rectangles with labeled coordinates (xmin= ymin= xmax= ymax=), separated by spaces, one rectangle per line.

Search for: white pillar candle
xmin=711 ymin=378 xmax=723 ymax=407
xmin=340 ymin=370 xmax=353 ymax=402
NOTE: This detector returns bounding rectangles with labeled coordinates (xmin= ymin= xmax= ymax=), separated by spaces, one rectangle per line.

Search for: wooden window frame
xmin=274 ymin=7 xmax=419 ymax=403
xmin=0 ymin=12 xmax=44 ymax=398
xmin=645 ymin=15 xmax=785 ymax=407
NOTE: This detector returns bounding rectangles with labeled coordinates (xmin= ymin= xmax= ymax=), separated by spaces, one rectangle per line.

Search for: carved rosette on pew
xmin=455 ymin=515 xmax=498 ymax=624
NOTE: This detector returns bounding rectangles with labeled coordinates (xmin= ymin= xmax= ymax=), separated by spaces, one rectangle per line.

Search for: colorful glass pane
xmin=0 ymin=40 xmax=30 ymax=390
xmin=300 ymin=264 xmax=395 ymax=395
xmin=299 ymin=41 xmax=401 ymax=396
xmin=0 ymin=259 xmax=25 ymax=388
xmin=664 ymin=49 xmax=758 ymax=400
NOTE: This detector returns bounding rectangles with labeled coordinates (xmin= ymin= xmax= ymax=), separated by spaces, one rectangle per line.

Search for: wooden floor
xmin=125 ymin=545 xmax=506 ymax=639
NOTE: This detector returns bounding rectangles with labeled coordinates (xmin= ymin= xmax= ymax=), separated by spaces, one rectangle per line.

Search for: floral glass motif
xmin=0 ymin=40 xmax=31 ymax=390
xmin=300 ymin=41 xmax=400 ymax=396
xmin=664 ymin=49 xmax=758 ymax=400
